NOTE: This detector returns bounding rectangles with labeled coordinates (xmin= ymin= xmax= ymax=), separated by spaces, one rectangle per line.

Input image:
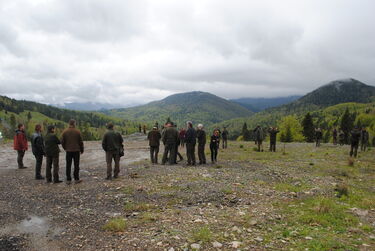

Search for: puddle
xmin=17 ymin=216 xmax=49 ymax=235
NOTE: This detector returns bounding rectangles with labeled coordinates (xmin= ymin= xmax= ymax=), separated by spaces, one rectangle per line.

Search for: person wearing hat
xmin=102 ymin=123 xmax=124 ymax=180
xmin=161 ymin=121 xmax=179 ymax=165
xmin=185 ymin=121 xmax=197 ymax=165
xmin=44 ymin=125 xmax=62 ymax=183
xmin=147 ymin=126 xmax=161 ymax=164
xmin=196 ymin=124 xmax=206 ymax=165
xmin=221 ymin=127 xmax=229 ymax=149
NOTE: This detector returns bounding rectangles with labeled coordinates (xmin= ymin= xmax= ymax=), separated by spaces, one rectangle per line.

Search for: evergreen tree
xmin=27 ymin=112 xmax=32 ymax=121
xmin=10 ymin=114 xmax=16 ymax=130
xmin=284 ymin=125 xmax=293 ymax=142
xmin=340 ymin=108 xmax=354 ymax=144
xmin=301 ymin=112 xmax=315 ymax=142
xmin=242 ymin=122 xmax=251 ymax=141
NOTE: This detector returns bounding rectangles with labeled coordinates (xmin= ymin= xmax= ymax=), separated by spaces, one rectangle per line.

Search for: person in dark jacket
xmin=148 ymin=126 xmax=161 ymax=164
xmin=44 ymin=125 xmax=62 ymax=183
xmin=268 ymin=127 xmax=279 ymax=152
xmin=210 ymin=130 xmax=220 ymax=163
xmin=196 ymin=124 xmax=206 ymax=165
xmin=360 ymin=127 xmax=369 ymax=152
xmin=13 ymin=123 xmax=28 ymax=169
xmin=61 ymin=119 xmax=84 ymax=184
xmin=185 ymin=121 xmax=197 ymax=165
xmin=174 ymin=124 xmax=183 ymax=163
xmin=315 ymin=128 xmax=323 ymax=147
xmin=350 ymin=126 xmax=361 ymax=157
xmin=253 ymin=126 xmax=264 ymax=152
xmin=31 ymin=124 xmax=45 ymax=179
xmin=143 ymin=125 xmax=147 ymax=134
xmin=102 ymin=123 xmax=124 ymax=180
xmin=161 ymin=122 xmax=179 ymax=165
xmin=332 ymin=128 xmax=338 ymax=145
xmin=222 ymin=127 xmax=228 ymax=149
xmin=179 ymin=128 xmax=186 ymax=148
xmin=339 ymin=130 xmax=345 ymax=146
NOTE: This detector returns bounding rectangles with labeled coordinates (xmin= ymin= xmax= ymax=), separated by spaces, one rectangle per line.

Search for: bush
xmin=103 ymin=217 xmax=127 ymax=232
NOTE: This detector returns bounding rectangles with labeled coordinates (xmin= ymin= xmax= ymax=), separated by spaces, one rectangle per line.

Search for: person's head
xmin=197 ymin=124 xmax=203 ymax=130
xmin=153 ymin=126 xmax=158 ymax=131
xmin=35 ymin=124 xmax=42 ymax=132
xmin=166 ymin=122 xmax=172 ymax=127
xmin=17 ymin=123 xmax=24 ymax=131
xmin=106 ymin=122 xmax=114 ymax=130
xmin=214 ymin=129 xmax=219 ymax=136
xmin=47 ymin=125 xmax=55 ymax=133
xmin=69 ymin=119 xmax=76 ymax=127
xmin=187 ymin=121 xmax=193 ymax=128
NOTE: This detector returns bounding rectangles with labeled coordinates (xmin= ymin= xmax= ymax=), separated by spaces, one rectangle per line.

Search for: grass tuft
xmin=103 ymin=217 xmax=127 ymax=232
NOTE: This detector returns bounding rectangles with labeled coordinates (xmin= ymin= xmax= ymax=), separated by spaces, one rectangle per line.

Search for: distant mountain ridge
xmin=231 ymin=96 xmax=301 ymax=112
xmin=53 ymin=102 xmax=127 ymax=111
xmin=102 ymin=91 xmax=253 ymax=126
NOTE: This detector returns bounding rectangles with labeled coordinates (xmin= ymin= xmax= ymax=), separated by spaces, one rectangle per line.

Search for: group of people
xmin=147 ymin=121 xmax=229 ymax=166
xmin=13 ymin=119 xmax=124 ymax=183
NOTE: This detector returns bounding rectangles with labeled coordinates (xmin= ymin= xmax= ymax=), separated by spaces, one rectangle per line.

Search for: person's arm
xmin=79 ymin=132 xmax=84 ymax=154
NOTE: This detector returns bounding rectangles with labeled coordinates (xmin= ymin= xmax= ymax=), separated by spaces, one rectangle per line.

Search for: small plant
xmin=191 ymin=226 xmax=213 ymax=243
xmin=103 ymin=217 xmax=127 ymax=232
xmin=335 ymin=184 xmax=349 ymax=198
xmin=348 ymin=158 xmax=354 ymax=166
xmin=309 ymin=162 xmax=314 ymax=166
xmin=239 ymin=144 xmax=244 ymax=148
xmin=124 ymin=202 xmax=156 ymax=212
xmin=252 ymin=147 xmax=258 ymax=152
xmin=139 ymin=212 xmax=158 ymax=223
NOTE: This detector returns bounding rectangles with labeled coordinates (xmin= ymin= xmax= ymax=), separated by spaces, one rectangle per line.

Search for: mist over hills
xmin=230 ymin=96 xmax=301 ymax=112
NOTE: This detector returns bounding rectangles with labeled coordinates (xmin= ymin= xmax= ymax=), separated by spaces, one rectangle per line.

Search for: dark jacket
xmin=44 ymin=133 xmax=61 ymax=157
xmin=268 ymin=129 xmax=279 ymax=143
xmin=196 ymin=129 xmax=206 ymax=145
xmin=61 ymin=126 xmax=84 ymax=153
xmin=148 ymin=130 xmax=161 ymax=147
xmin=254 ymin=127 xmax=264 ymax=141
xmin=162 ymin=127 xmax=178 ymax=145
xmin=13 ymin=129 xmax=28 ymax=151
xmin=210 ymin=135 xmax=220 ymax=148
xmin=31 ymin=132 xmax=45 ymax=156
xmin=185 ymin=127 xmax=197 ymax=145
xmin=361 ymin=130 xmax=369 ymax=143
xmin=222 ymin=129 xmax=228 ymax=140
xmin=350 ymin=129 xmax=361 ymax=144
xmin=315 ymin=130 xmax=323 ymax=140
xmin=102 ymin=129 xmax=123 ymax=153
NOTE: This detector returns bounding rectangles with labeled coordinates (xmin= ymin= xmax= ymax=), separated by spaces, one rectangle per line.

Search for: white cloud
xmin=0 ymin=0 xmax=374 ymax=106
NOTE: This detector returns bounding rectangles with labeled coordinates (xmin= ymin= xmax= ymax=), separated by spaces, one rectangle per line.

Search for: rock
xmin=156 ymin=241 xmax=163 ymax=246
xmin=254 ymin=237 xmax=263 ymax=242
xmin=305 ymin=236 xmax=313 ymax=240
xmin=212 ymin=241 xmax=223 ymax=248
xmin=290 ymin=192 xmax=297 ymax=197
xmin=191 ymin=243 xmax=201 ymax=250
xmin=168 ymin=248 xmax=175 ymax=251
xmin=232 ymin=226 xmax=242 ymax=233
xmin=230 ymin=241 xmax=241 ymax=248
xmin=249 ymin=220 xmax=257 ymax=226
xmin=351 ymin=208 xmax=368 ymax=217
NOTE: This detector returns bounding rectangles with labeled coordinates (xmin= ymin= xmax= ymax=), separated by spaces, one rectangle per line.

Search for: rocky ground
xmin=0 ymin=136 xmax=374 ymax=251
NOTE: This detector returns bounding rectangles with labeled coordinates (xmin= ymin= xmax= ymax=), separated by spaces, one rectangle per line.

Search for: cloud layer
xmin=1 ymin=0 xmax=374 ymax=106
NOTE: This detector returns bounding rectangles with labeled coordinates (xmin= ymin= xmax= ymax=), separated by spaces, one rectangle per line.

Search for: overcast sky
xmin=0 ymin=0 xmax=374 ymax=106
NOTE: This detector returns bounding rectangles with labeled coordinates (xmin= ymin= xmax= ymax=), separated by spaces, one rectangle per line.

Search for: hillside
xmin=102 ymin=91 xmax=253 ymax=127
xmin=212 ymin=79 xmax=375 ymax=138
xmin=231 ymin=95 xmax=301 ymax=112
xmin=0 ymin=95 xmax=139 ymax=140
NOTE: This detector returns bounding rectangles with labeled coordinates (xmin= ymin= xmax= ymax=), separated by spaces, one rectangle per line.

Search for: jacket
xmin=102 ymin=129 xmax=124 ymax=153
xmin=148 ymin=130 xmax=161 ymax=147
xmin=196 ymin=129 xmax=206 ymax=145
xmin=221 ymin=129 xmax=228 ymax=140
xmin=61 ymin=126 xmax=84 ymax=153
xmin=210 ymin=135 xmax=220 ymax=148
xmin=162 ymin=127 xmax=178 ymax=145
xmin=13 ymin=129 xmax=28 ymax=151
xmin=254 ymin=127 xmax=264 ymax=141
xmin=185 ymin=127 xmax=197 ymax=144
xmin=268 ymin=129 xmax=279 ymax=143
xmin=350 ymin=129 xmax=361 ymax=144
xmin=31 ymin=132 xmax=45 ymax=156
xmin=44 ymin=133 xmax=61 ymax=157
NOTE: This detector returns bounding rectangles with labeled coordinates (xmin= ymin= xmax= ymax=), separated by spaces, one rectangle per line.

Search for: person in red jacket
xmin=13 ymin=123 xmax=28 ymax=169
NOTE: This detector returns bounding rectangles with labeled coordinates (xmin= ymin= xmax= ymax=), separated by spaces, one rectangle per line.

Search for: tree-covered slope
xmin=103 ymin=91 xmax=253 ymax=127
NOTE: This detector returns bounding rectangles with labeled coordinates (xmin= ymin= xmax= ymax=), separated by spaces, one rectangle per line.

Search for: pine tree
xmin=301 ymin=112 xmax=315 ymax=142
xmin=27 ymin=112 xmax=32 ymax=121
xmin=340 ymin=108 xmax=354 ymax=144
xmin=10 ymin=114 xmax=16 ymax=130
xmin=242 ymin=123 xmax=251 ymax=141
xmin=285 ymin=125 xmax=293 ymax=142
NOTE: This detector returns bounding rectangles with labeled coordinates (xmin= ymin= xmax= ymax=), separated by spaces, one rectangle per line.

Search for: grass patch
xmin=124 ymin=202 xmax=156 ymax=212
xmin=191 ymin=226 xmax=213 ymax=243
xmin=103 ymin=217 xmax=127 ymax=232
xmin=274 ymin=182 xmax=311 ymax=193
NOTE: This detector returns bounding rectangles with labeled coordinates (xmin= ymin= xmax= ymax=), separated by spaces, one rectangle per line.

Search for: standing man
xmin=61 ymin=119 xmax=84 ymax=184
xmin=222 ymin=127 xmax=229 ymax=149
xmin=14 ymin=124 xmax=28 ymax=169
xmin=138 ymin=124 xmax=142 ymax=133
xmin=143 ymin=125 xmax=147 ymax=134
xmin=161 ymin=122 xmax=179 ymax=165
xmin=332 ymin=128 xmax=338 ymax=145
xmin=31 ymin=124 xmax=45 ymax=180
xmin=254 ymin=126 xmax=264 ymax=152
xmin=360 ymin=127 xmax=369 ymax=152
xmin=102 ymin=123 xmax=124 ymax=180
xmin=350 ymin=126 xmax=361 ymax=157
xmin=196 ymin=124 xmax=206 ymax=165
xmin=147 ymin=126 xmax=161 ymax=164
xmin=179 ymin=128 xmax=186 ymax=148
xmin=210 ymin=129 xmax=220 ymax=163
xmin=44 ymin=125 xmax=62 ymax=183
xmin=315 ymin=128 xmax=323 ymax=147
xmin=268 ymin=127 xmax=280 ymax=152
xmin=185 ymin=121 xmax=197 ymax=166
xmin=339 ymin=129 xmax=345 ymax=146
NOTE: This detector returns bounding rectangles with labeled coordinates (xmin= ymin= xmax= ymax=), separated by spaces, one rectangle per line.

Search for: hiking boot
xmin=36 ymin=176 xmax=45 ymax=180
xmin=105 ymin=176 xmax=112 ymax=180
xmin=74 ymin=180 xmax=82 ymax=184
xmin=18 ymin=166 xmax=27 ymax=169
xmin=53 ymin=180 xmax=63 ymax=184
xmin=66 ymin=180 xmax=72 ymax=185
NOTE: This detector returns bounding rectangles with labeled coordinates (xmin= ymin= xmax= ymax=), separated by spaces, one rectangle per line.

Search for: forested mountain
xmin=212 ymin=79 xmax=375 ymax=139
xmin=102 ymin=91 xmax=253 ymax=127
xmin=231 ymin=96 xmax=301 ymax=112
xmin=0 ymin=95 xmax=139 ymax=140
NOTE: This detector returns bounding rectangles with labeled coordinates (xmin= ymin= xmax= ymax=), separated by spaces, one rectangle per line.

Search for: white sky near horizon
xmin=0 ymin=0 xmax=374 ymax=107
